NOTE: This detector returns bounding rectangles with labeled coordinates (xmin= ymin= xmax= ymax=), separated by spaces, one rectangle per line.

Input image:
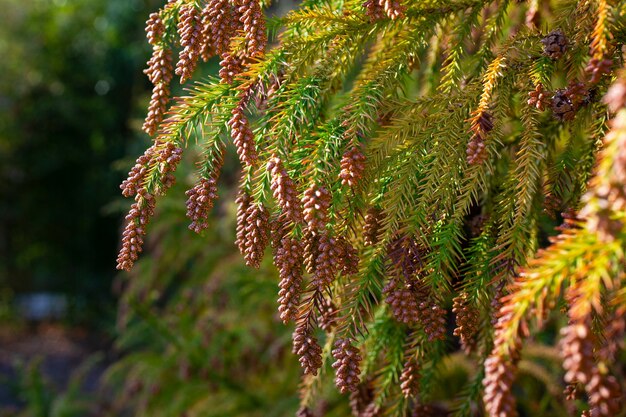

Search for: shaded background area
xmin=0 ymin=0 xmax=154 ymax=317
xmin=0 ymin=0 xmax=163 ymax=412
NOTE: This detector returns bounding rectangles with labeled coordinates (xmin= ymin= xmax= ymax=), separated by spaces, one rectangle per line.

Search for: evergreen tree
xmin=116 ymin=0 xmax=626 ymax=415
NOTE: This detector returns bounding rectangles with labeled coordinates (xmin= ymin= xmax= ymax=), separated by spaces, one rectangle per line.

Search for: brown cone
xmin=143 ymin=47 xmax=173 ymax=135
xmin=363 ymin=207 xmax=383 ymax=246
xmin=233 ymin=0 xmax=267 ymax=57
xmin=145 ymin=13 xmax=165 ymax=45
xmin=121 ymin=145 xmax=156 ymax=197
xmin=275 ymin=235 xmax=304 ymax=323
xmin=400 ymin=357 xmax=420 ymax=398
xmin=185 ymin=176 xmax=219 ymax=233
xmin=378 ymin=0 xmax=405 ymax=20
xmin=466 ymin=133 xmax=487 ymax=165
xmin=552 ymin=88 xmax=578 ymax=121
xmin=241 ymin=203 xmax=270 ymax=268
xmin=311 ymin=232 xmax=340 ymax=288
xmin=541 ymin=29 xmax=568 ymax=60
xmin=332 ymin=339 xmax=362 ymax=394
xmin=116 ymin=191 xmax=156 ymax=271
xmin=384 ymin=277 xmax=420 ymax=324
xmin=228 ymin=100 xmax=258 ymax=166
xmin=483 ymin=309 xmax=521 ymax=417
xmin=268 ymin=156 xmax=303 ymax=223
xmin=339 ymin=146 xmax=366 ymax=188
xmin=302 ymin=184 xmax=331 ymax=234
xmin=528 ymin=83 xmax=550 ymax=111
xmin=293 ymin=322 xmax=323 ymax=375
xmin=175 ymin=4 xmax=202 ymax=83
xmin=452 ymin=293 xmax=479 ymax=353
xmin=235 ymin=190 xmax=252 ymax=255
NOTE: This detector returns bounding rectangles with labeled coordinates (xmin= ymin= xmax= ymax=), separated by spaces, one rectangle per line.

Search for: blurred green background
xmin=0 ymin=0 xmax=155 ymax=316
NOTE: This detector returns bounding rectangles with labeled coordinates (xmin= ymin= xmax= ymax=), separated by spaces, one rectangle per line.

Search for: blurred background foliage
xmin=0 ymin=0 xmax=603 ymax=416
xmin=0 ymin=0 xmax=157 ymax=318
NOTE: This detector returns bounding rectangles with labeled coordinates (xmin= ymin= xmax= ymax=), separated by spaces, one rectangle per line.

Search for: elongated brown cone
xmin=143 ymin=46 xmax=173 ymax=135
xmin=418 ymin=299 xmax=447 ymax=341
xmin=302 ymin=184 xmax=331 ymax=234
xmin=206 ymin=0 xmax=236 ymax=57
xmin=155 ymin=142 xmax=183 ymax=190
xmin=564 ymin=383 xmax=581 ymax=401
xmin=363 ymin=207 xmax=383 ymax=246
xmin=303 ymin=229 xmax=318 ymax=274
xmin=175 ymin=4 xmax=202 ymax=83
xmin=235 ymin=190 xmax=252 ymax=255
xmin=466 ymin=133 xmax=487 ymax=165
xmin=311 ymin=232 xmax=340 ymax=288
xmin=241 ymin=203 xmax=270 ymax=268
xmin=275 ymin=235 xmax=304 ymax=323
xmin=219 ymin=53 xmax=245 ymax=84
xmin=561 ymin=319 xmax=622 ymax=417
xmin=599 ymin=307 xmax=626 ymax=362
xmin=145 ymin=13 xmax=165 ymax=46
xmin=185 ymin=177 xmax=219 ymax=233
xmin=384 ymin=278 xmax=419 ymax=324
xmin=268 ymin=156 xmax=303 ymax=223
xmin=586 ymin=372 xmax=622 ymax=417
xmin=339 ymin=146 xmax=366 ymax=188
xmin=453 ymin=293 xmax=479 ymax=353
xmin=228 ymin=100 xmax=258 ymax=166
xmin=400 ymin=357 xmax=420 ymax=398
xmin=185 ymin=148 xmax=224 ymax=233
xmin=467 ymin=111 xmax=493 ymax=165
xmin=561 ymin=321 xmax=595 ymax=386
xmin=483 ymin=353 xmax=519 ymax=417
xmin=121 ymin=145 xmax=156 ymax=197
xmin=332 ymin=339 xmax=362 ymax=394
xmin=337 ymin=236 xmax=359 ymax=276
xmin=360 ymin=403 xmax=380 ymax=417
xmin=117 ymin=191 xmax=156 ymax=271
xmin=199 ymin=4 xmax=215 ymax=61
xmin=293 ymin=322 xmax=323 ymax=375
xmin=233 ymin=0 xmax=266 ymax=56
xmin=118 ymin=142 xmax=179 ymax=197
xmin=483 ymin=305 xmax=522 ymax=417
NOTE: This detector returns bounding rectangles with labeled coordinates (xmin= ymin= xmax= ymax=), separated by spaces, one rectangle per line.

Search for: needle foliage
xmin=115 ymin=0 xmax=626 ymax=416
